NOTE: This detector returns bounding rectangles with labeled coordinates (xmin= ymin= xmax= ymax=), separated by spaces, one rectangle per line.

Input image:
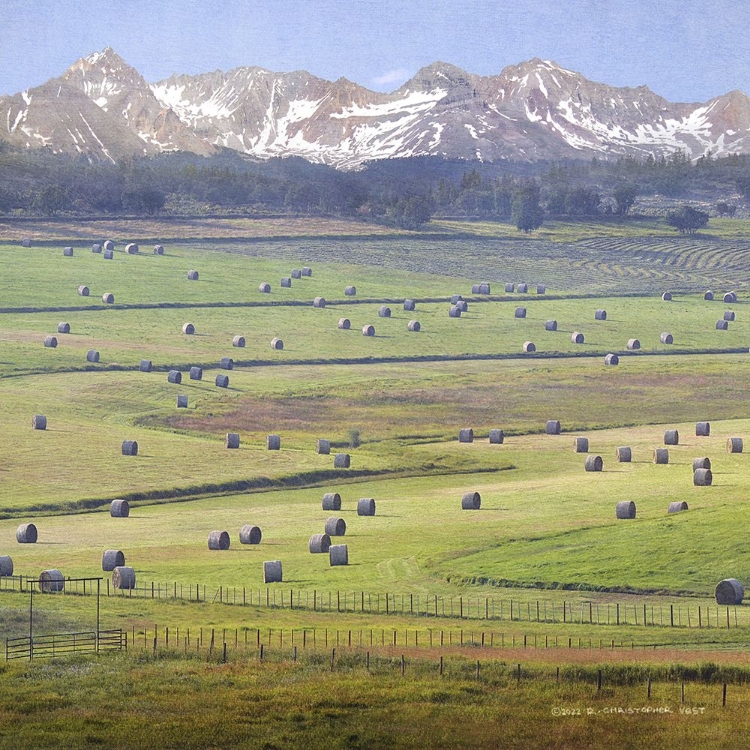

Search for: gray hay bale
xmin=139 ymin=360 xmax=152 ymax=372
xmin=177 ymin=395 xmax=188 ymax=408
xmin=545 ymin=420 xmax=561 ymax=435
xmin=103 ymin=249 xmax=114 ymax=260
xmin=291 ymin=269 xmax=302 ymax=279
xmin=102 ymin=292 xmax=115 ymax=304
xmin=338 ymin=318 xmax=351 ymax=330
xmin=240 ymin=525 xmax=262 ymax=545
xmin=281 ymin=277 xmax=292 ymax=288
xmin=263 ymin=560 xmax=283 ymax=584
xmin=536 ymin=284 xmax=546 ymax=295
xmin=187 ymin=270 xmax=199 ymax=281
xmin=357 ymin=498 xmax=376 ymax=516
xmin=313 ymin=296 xmax=326 ymax=308
xmin=693 ymin=457 xmax=711 ymax=471
xmin=724 ymin=310 xmax=735 ymax=321
xmin=727 ymin=437 xmax=743 ymax=453
xmin=517 ymin=283 xmax=528 ymax=293
xmin=696 ymin=421 xmax=710 ymax=437
xmin=723 ymin=292 xmax=737 ymax=304
xmin=182 ymin=322 xmax=195 ymax=334
xmin=505 ymin=283 xmax=515 ymax=293
xmin=362 ymin=324 xmax=376 ymax=336
xmin=471 ymin=284 xmax=481 ymax=294
xmin=103 ymin=240 xmax=114 ymax=252
xmin=704 ymin=290 xmax=714 ymax=301
xmin=489 ymin=429 xmax=504 ymax=444
xmin=44 ymin=335 xmax=57 ymax=348
xmin=309 ymin=534 xmax=331 ymax=553
xmin=102 ymin=550 xmax=125 ymax=572
xmin=63 ymin=246 xmax=74 ymax=257
xmin=92 ymin=244 xmax=102 ymax=253
xmin=112 ymin=566 xmax=135 ymax=590
xmin=660 ymin=332 xmax=674 ymax=344
xmin=407 ymin=320 xmax=421 ymax=332
xmin=259 ymin=282 xmax=271 ymax=293
xmin=121 ymin=440 xmax=138 ymax=456
xmin=668 ymin=501 xmax=689 ymax=514
xmin=595 ymin=309 xmax=607 ymax=320
xmin=716 ymin=319 xmax=729 ymax=330
xmin=317 ymin=439 xmax=331 ymax=455
xmin=545 ymin=320 xmax=558 ymax=331
xmin=574 ymin=437 xmax=589 ymax=453
xmin=302 ymin=267 xmax=312 ymax=277
xmin=616 ymin=446 xmax=632 ymax=462
xmin=662 ymin=292 xmax=672 ymax=301
xmin=448 ymin=306 xmax=462 ymax=318
xmin=220 ymin=357 xmax=234 ymax=370
xmin=664 ymin=429 xmax=679 ymax=445
xmin=456 ymin=300 xmax=468 ymax=312
xmin=715 ymin=578 xmax=744 ymax=605
xmin=615 ymin=501 xmax=636 ymax=519
xmin=40 ymin=569 xmax=65 ymax=593
xmin=86 ymin=349 xmax=100 ymax=363
xmin=458 ymin=428 xmax=474 ymax=443
xmin=604 ymin=353 xmax=619 ymax=366
xmin=0 ymin=556 xmax=13 ymax=576
xmin=215 ymin=374 xmax=229 ymax=388
xmin=461 ymin=491 xmax=481 ymax=510
xmin=378 ymin=306 xmax=392 ymax=318
xmin=344 ymin=285 xmax=357 ymax=296
xmin=267 ymin=434 xmax=281 ymax=450
xmin=226 ymin=433 xmax=240 ymax=449
xmin=168 ymin=370 xmax=182 ymax=384
xmin=334 ymin=453 xmax=351 ymax=468
xmin=271 ymin=337 xmax=284 ymax=350
xmin=16 ymin=523 xmax=38 ymax=543
xmin=77 ymin=285 xmax=90 ymax=296
xmin=450 ymin=295 xmax=463 ymax=305
xmin=57 ymin=322 xmax=70 ymax=334
xmin=208 ymin=530 xmax=230 ymax=550
xmin=403 ymin=299 xmax=416 ymax=311
xmin=571 ymin=331 xmax=584 ymax=344
xmin=126 ymin=243 xmax=139 ymax=254
xmin=110 ymin=499 xmax=129 ymax=518
xmin=32 ymin=414 xmax=47 ymax=430
xmin=325 ymin=517 xmax=346 ymax=536
xmin=523 ymin=341 xmax=536 ymax=353
xmin=153 ymin=244 xmax=164 ymax=255
xmin=584 ymin=454 xmax=603 ymax=472
xmin=514 ymin=307 xmax=527 ymax=318
xmin=627 ymin=338 xmax=640 ymax=350
xmin=693 ymin=468 xmax=713 ymax=486
xmin=232 ymin=335 xmax=246 ymax=347
xmin=329 ymin=544 xmax=349 ymax=566
xmin=322 ymin=492 xmax=341 ymax=511
xmin=654 ymin=448 xmax=669 ymax=464
xmin=478 ymin=282 xmax=491 ymax=295
xmin=22 ymin=238 xmax=31 ymax=248
xmin=189 ymin=366 xmax=203 ymax=380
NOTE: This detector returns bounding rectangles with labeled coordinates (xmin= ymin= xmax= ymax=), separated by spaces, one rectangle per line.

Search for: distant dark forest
xmin=1 ymin=139 xmax=749 ymax=230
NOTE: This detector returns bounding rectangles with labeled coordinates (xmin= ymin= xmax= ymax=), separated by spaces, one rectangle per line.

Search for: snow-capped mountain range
xmin=2 ymin=48 xmax=749 ymax=169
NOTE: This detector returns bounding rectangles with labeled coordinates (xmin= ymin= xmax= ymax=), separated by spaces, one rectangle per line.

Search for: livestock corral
xmin=3 ymin=220 xmax=750 ymax=747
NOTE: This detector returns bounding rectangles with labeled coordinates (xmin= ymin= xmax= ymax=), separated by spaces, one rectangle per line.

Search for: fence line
xmin=5 ymin=629 xmax=124 ymax=661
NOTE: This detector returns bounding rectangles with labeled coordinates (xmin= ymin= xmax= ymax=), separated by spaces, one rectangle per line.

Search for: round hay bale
xmin=704 ymin=290 xmax=714 ymax=301
xmin=545 ymin=320 xmax=558 ymax=331
xmin=693 ymin=468 xmax=713 ymax=486
xmin=86 ymin=349 xmax=100 ymax=363
xmin=716 ymin=319 xmax=729 ymax=330
xmin=313 ymin=296 xmax=326 ymax=308
xmin=654 ymin=448 xmax=669 ymax=464
xmin=259 ymin=282 xmax=271 ymax=293
xmin=458 ymin=428 xmax=474 ymax=443
xmin=240 ymin=525 xmax=262 ymax=544
xmin=263 ymin=560 xmax=283 ymax=584
xmin=715 ymin=578 xmax=744 ymax=605
xmin=523 ymin=341 xmax=536 ymax=352
xmin=57 ymin=322 xmax=70 ymax=334
xmin=44 ymin=335 xmax=57 ymax=348
xmin=112 ymin=566 xmax=135 ymax=590
xmin=727 ymin=437 xmax=743 ymax=453
xmin=615 ymin=501 xmax=636 ymax=519
xmin=168 ymin=370 xmax=182 ymax=384
xmin=407 ymin=320 xmax=421 ymax=332
xmin=291 ymin=269 xmax=302 ymax=279
xmin=456 ymin=300 xmax=468 ymax=313
xmin=594 ymin=309 xmax=607 ymax=320
xmin=668 ymin=501 xmax=689 ymax=514
xmin=448 ymin=306 xmax=462 ymax=318
xmin=301 ymin=267 xmax=312 ymax=277
xmin=461 ymin=491 xmax=481 ymax=510
xmin=182 ymin=322 xmax=195 ymax=334
xmin=344 ymin=286 xmax=357 ymax=296
xmin=478 ymin=282 xmax=491 ymax=295
xmin=450 ymin=295 xmax=463 ymax=305
xmin=215 ymin=374 xmax=229 ymax=388
xmin=504 ymin=283 xmax=515 ymax=293
xmin=489 ymin=429 xmax=504 ymax=444
xmin=281 ymin=277 xmax=292 ymax=288
xmin=724 ymin=310 xmax=736 ymax=321
xmin=126 ymin=243 xmax=139 ymax=254
xmin=378 ymin=305 xmax=392 ymax=318
xmin=208 ymin=530 xmax=230 ymax=550
xmin=139 ymin=360 xmax=152 ymax=372
xmin=189 ymin=366 xmax=203 ymax=380
xmin=334 ymin=453 xmax=351 ymax=468
xmin=103 ymin=249 xmax=114 ymax=260
xmin=0 ymin=556 xmax=13 ymax=576
xmin=40 ymin=569 xmax=65 ymax=592
xmin=584 ymin=455 xmax=603 ymax=472
xmin=604 ymin=353 xmax=619 ymax=365
xmin=316 ymin=438 xmax=331 ymax=455
xmin=723 ymin=292 xmax=737 ymax=304
xmin=658 ymin=332 xmax=674 ymax=345
xmin=309 ymin=534 xmax=331 ymax=553
xmin=627 ymin=338 xmax=640 ymax=350
xmin=616 ymin=446 xmax=632 ymax=462
xmin=471 ymin=284 xmax=481 ymax=294
xmin=362 ymin=324 xmax=376 ymax=336
xmin=187 ymin=269 xmax=199 ymax=281
xmin=101 ymin=292 xmax=115 ymax=304
xmin=664 ymin=429 xmax=679 ymax=445
xmin=693 ymin=457 xmax=711 ymax=471
xmin=226 ymin=433 xmax=240 ymax=449
xmin=110 ymin=499 xmax=129 ymax=518
xmin=103 ymin=240 xmax=114 ymax=252
xmin=514 ymin=307 xmax=527 ymax=318
xmin=571 ymin=331 xmax=584 ymax=344
xmin=22 ymin=238 xmax=31 ymax=248
xmin=404 ymin=299 xmax=416 ymax=311
xmin=536 ymin=284 xmax=546 ymax=295
xmin=176 ymin=394 xmax=188 ymax=408
xmin=102 ymin=550 xmax=125 ymax=571
xmin=574 ymin=437 xmax=589 ymax=453
xmin=325 ymin=517 xmax=346 ymax=536
xmin=16 ymin=523 xmax=38 ymax=543
xmin=267 ymin=434 xmax=281 ymax=450
xmin=517 ymin=283 xmax=528 ymax=293
xmin=92 ymin=244 xmax=102 ymax=253
xmin=77 ymin=285 xmax=90 ymax=296
xmin=122 ymin=440 xmax=138 ymax=456
xmin=32 ymin=414 xmax=47 ymax=430
xmin=232 ymin=335 xmax=246 ymax=347
xmin=662 ymin=292 xmax=672 ymax=301
xmin=696 ymin=421 xmax=710 ymax=437
xmin=545 ymin=420 xmax=561 ymax=435
xmin=322 ymin=492 xmax=341 ymax=511
xmin=63 ymin=246 xmax=74 ymax=257
xmin=338 ymin=318 xmax=351 ymax=330
xmin=154 ymin=244 xmax=164 ymax=255
xmin=270 ymin=337 xmax=284 ymax=350
xmin=329 ymin=544 xmax=349 ymax=566
xmin=357 ymin=498 xmax=376 ymax=516
xmin=220 ymin=357 xmax=234 ymax=370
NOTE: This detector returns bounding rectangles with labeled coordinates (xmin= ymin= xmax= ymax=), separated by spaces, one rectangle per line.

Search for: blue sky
xmin=1 ymin=0 xmax=748 ymax=101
